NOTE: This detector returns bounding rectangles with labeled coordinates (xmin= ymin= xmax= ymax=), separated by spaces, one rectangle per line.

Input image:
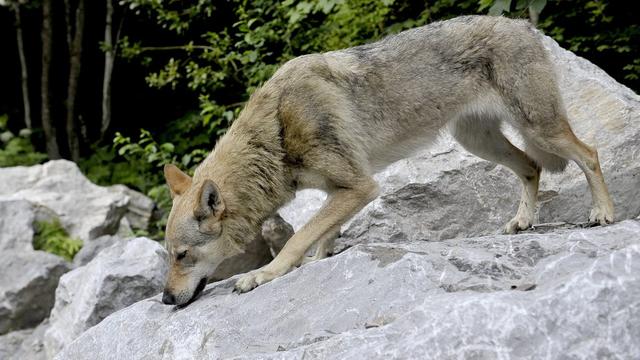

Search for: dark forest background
xmin=0 ymin=0 xmax=638 ymax=236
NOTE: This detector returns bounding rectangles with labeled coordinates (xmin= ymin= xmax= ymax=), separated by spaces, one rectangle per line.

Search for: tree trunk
xmin=64 ymin=0 xmax=72 ymax=49
xmin=14 ymin=4 xmax=32 ymax=129
xmin=41 ymin=0 xmax=60 ymax=159
xmin=65 ymin=0 xmax=85 ymax=161
xmin=100 ymin=0 xmax=114 ymax=139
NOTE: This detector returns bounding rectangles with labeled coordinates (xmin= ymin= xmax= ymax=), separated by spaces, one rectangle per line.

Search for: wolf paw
xmin=234 ymin=265 xmax=288 ymax=293
xmin=588 ymin=206 xmax=614 ymax=225
xmin=503 ymin=217 xmax=532 ymax=235
xmin=234 ymin=269 xmax=271 ymax=293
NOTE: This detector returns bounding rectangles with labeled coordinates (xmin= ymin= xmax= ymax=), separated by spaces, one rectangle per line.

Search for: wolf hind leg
xmin=450 ymin=114 xmax=540 ymax=234
xmin=501 ymin=61 xmax=614 ymax=225
xmin=301 ymin=226 xmax=338 ymax=265
xmin=524 ymin=120 xmax=614 ymax=225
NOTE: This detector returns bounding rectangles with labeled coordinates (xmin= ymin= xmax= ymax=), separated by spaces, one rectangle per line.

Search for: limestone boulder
xmin=0 ymin=251 xmax=70 ymax=335
xmin=280 ymin=34 xmax=640 ymax=248
xmin=43 ymin=237 xmax=167 ymax=358
xmin=55 ymin=220 xmax=640 ymax=359
xmin=71 ymin=235 xmax=121 ymax=267
xmin=0 ymin=160 xmax=155 ymax=242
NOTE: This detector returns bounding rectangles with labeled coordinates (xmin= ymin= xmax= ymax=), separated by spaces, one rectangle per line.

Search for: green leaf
xmin=160 ymin=143 xmax=175 ymax=153
xmin=488 ymin=0 xmax=511 ymax=16
xmin=529 ymin=0 xmax=546 ymax=14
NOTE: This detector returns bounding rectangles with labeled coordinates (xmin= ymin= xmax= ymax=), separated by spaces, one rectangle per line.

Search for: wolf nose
xmin=162 ymin=291 xmax=176 ymax=305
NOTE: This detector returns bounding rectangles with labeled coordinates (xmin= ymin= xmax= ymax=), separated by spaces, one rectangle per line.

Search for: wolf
xmin=161 ymin=15 xmax=614 ymax=306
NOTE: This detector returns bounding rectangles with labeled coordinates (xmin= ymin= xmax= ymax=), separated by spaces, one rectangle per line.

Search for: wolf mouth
xmin=178 ymin=277 xmax=207 ymax=308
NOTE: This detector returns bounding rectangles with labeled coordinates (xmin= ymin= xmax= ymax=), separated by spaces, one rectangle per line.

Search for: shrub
xmin=33 ymin=219 xmax=83 ymax=261
xmin=0 ymin=115 xmax=47 ymax=167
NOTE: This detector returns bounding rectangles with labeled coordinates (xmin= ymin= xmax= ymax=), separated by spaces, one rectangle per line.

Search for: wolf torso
xmin=267 ymin=15 xmax=549 ymax=173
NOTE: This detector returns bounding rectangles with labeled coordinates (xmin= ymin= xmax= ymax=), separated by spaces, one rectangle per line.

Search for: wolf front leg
xmin=234 ymin=179 xmax=379 ymax=292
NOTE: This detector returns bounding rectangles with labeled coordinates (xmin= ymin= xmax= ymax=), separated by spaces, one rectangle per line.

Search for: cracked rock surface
xmin=56 ymin=221 xmax=640 ymax=359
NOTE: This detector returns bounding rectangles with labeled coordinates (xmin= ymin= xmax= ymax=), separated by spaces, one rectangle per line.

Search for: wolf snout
xmin=162 ymin=291 xmax=176 ymax=305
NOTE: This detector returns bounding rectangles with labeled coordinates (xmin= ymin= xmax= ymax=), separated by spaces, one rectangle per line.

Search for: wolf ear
xmin=164 ymin=164 xmax=192 ymax=198
xmin=195 ymin=179 xmax=225 ymax=220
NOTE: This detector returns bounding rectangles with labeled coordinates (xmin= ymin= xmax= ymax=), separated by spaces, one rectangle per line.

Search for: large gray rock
xmin=280 ymin=34 xmax=640 ymax=246
xmin=56 ymin=220 xmax=640 ymax=359
xmin=0 ymin=160 xmax=155 ymax=242
xmin=0 ymin=320 xmax=48 ymax=360
xmin=0 ymin=251 xmax=70 ymax=335
xmin=44 ymin=237 xmax=168 ymax=358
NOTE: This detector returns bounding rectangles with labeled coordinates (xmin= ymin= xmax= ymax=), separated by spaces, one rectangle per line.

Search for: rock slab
xmin=56 ymin=220 xmax=640 ymax=359
xmin=44 ymin=237 xmax=168 ymax=358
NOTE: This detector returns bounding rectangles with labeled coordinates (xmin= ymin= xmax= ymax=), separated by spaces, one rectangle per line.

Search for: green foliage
xmin=112 ymin=127 xmax=210 ymax=238
xmin=0 ymin=115 xmax=48 ymax=167
xmin=33 ymin=219 xmax=83 ymax=261
xmin=480 ymin=0 xmax=547 ymax=16
xmin=116 ymin=0 xmax=488 ymax=147
xmin=80 ymin=119 xmax=213 ymax=239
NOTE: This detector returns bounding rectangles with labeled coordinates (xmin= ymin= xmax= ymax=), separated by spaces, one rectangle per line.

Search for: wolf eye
xmin=176 ymin=251 xmax=187 ymax=261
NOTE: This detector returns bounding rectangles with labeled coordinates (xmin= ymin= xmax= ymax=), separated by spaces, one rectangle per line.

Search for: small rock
xmin=0 ymin=200 xmax=57 ymax=252
xmin=0 ymin=251 xmax=70 ymax=335
xmin=109 ymin=185 xmax=156 ymax=231
xmin=0 ymin=320 xmax=48 ymax=360
xmin=261 ymin=214 xmax=295 ymax=258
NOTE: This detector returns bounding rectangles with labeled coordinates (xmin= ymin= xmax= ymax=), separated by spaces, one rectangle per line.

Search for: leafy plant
xmin=33 ymin=219 xmax=83 ymax=261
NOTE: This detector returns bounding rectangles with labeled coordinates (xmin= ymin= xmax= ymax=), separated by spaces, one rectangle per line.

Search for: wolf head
xmin=161 ymin=164 xmax=246 ymax=306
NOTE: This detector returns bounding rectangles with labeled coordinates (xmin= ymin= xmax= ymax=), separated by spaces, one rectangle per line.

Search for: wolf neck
xmin=195 ymin=88 xmax=294 ymax=233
